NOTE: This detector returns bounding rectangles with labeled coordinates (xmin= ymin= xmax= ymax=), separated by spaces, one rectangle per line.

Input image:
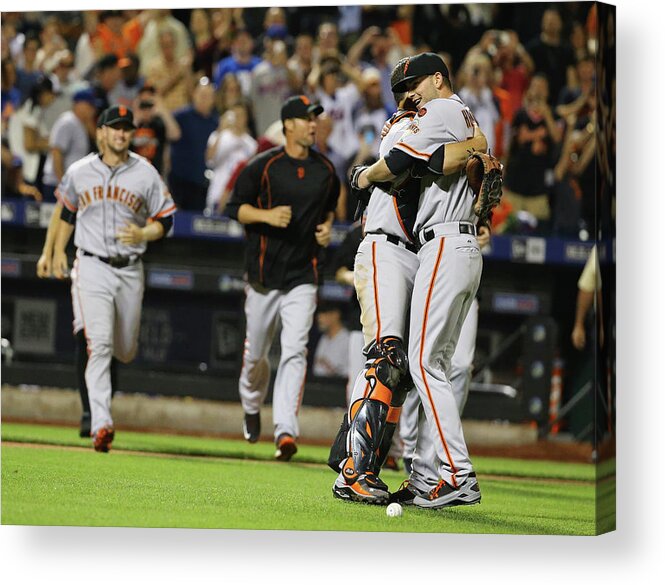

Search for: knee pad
xmin=364 ymin=337 xmax=409 ymax=391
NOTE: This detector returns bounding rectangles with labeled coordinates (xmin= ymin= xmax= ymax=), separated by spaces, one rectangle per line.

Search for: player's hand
xmin=52 ymin=250 xmax=69 ymax=280
xmin=315 ymin=221 xmax=332 ymax=247
xmin=477 ymin=225 xmax=491 ymax=249
xmin=380 ymin=119 xmax=392 ymax=139
xmin=116 ymin=222 xmax=145 ymax=245
xmin=36 ymin=252 xmax=53 ymax=278
xmin=266 ymin=206 xmax=292 ymax=228
xmin=571 ymin=324 xmax=586 ymax=350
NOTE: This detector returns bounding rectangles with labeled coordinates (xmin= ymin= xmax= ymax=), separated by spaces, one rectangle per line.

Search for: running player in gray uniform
xmin=52 ymin=105 xmax=177 ymax=452
xmin=37 ymin=110 xmax=121 ymax=438
xmin=357 ymin=53 xmax=486 ymax=508
xmin=331 ymin=57 xmax=487 ymax=504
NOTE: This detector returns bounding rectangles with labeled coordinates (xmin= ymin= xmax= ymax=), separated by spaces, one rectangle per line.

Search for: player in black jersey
xmin=226 ymin=95 xmax=340 ymax=461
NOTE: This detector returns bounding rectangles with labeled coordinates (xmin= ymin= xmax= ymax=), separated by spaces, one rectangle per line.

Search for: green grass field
xmin=1 ymin=422 xmax=615 ymax=535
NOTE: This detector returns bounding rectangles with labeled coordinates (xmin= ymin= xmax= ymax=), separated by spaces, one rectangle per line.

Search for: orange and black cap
xmin=101 ymin=105 xmax=136 ymax=129
xmin=391 ymin=52 xmax=450 ymax=93
xmin=280 ymin=95 xmax=323 ymax=121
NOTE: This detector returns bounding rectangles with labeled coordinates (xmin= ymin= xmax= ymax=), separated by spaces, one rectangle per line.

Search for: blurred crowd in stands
xmin=2 ymin=4 xmax=615 ymax=241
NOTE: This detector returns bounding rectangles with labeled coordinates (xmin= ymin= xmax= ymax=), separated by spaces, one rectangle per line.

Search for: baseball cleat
xmin=93 ymin=426 xmax=115 ymax=453
xmin=242 ymin=412 xmax=261 ymax=443
xmin=79 ymin=413 xmax=91 ymax=438
xmin=332 ymin=473 xmax=390 ymax=505
xmin=388 ymin=480 xmax=424 ymax=506
xmin=413 ymin=472 xmax=481 ymax=509
xmin=274 ymin=433 xmax=298 ymax=461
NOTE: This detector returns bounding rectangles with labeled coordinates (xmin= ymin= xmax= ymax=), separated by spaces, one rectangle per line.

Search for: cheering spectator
xmin=287 ymin=34 xmax=314 ymax=93
xmin=250 ymin=40 xmax=298 ymax=136
xmin=108 ymin=53 xmax=144 ymax=108
xmin=131 ymin=85 xmax=181 ymax=176
xmin=314 ymin=113 xmax=348 ymax=221
xmin=525 ymin=8 xmax=575 ymax=106
xmin=313 ymin=303 xmax=350 ymax=378
xmin=35 ymin=17 xmax=67 ymax=72
xmin=353 ymin=67 xmax=390 ymax=160
xmin=256 ymin=7 xmax=294 ymax=55
xmin=215 ymin=73 xmax=245 ymax=117
xmin=347 ymin=26 xmax=407 ymax=112
xmin=91 ymin=53 xmax=121 ymax=113
xmin=145 ymin=29 xmax=192 ymax=113
xmin=1 ymin=58 xmax=22 ymax=121
xmin=557 ymin=55 xmax=595 ymax=114
xmin=205 ymin=103 xmax=257 ymax=214
xmin=7 ymin=76 xmax=57 ymax=187
xmin=169 ymin=78 xmax=219 ymax=211
xmin=93 ymin=10 xmax=133 ymax=59
xmin=459 ymin=53 xmax=500 ymax=153
xmin=503 ymin=75 xmax=563 ymax=230
xmin=311 ymin=58 xmax=363 ymax=173
xmin=190 ymin=9 xmax=217 ymax=80
xmin=74 ymin=11 xmax=100 ymax=79
xmin=16 ymin=36 xmax=42 ymax=102
xmin=137 ymin=10 xmax=192 ymax=77
xmin=212 ymin=29 xmax=261 ymax=96
xmin=41 ymin=88 xmax=98 ymax=201
xmin=2 ymin=138 xmax=42 ymax=201
xmin=491 ymin=30 xmax=534 ymax=121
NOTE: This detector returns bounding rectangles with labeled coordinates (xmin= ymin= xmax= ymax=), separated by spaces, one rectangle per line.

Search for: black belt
xmin=81 ymin=250 xmax=140 ymax=268
xmin=422 ymin=223 xmax=477 ymax=243
xmin=385 ymin=234 xmax=418 ymax=254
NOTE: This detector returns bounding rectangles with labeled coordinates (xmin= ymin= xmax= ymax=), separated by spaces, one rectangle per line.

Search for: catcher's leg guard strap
xmin=328 ymin=414 xmax=349 ymax=472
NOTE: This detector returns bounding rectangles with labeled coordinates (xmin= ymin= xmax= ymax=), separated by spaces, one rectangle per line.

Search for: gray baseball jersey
xmin=56 ymin=151 xmax=176 ymax=257
xmin=56 ymin=151 xmax=176 ymax=437
xmin=393 ymin=95 xmax=477 ymax=236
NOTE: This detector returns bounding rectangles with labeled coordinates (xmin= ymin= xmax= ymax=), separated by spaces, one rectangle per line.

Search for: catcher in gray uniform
xmin=52 ymin=105 xmax=177 ymax=452
xmin=329 ymin=58 xmax=488 ymax=504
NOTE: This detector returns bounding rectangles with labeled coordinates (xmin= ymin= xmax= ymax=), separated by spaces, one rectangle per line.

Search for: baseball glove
xmin=466 ymin=151 xmax=504 ymax=225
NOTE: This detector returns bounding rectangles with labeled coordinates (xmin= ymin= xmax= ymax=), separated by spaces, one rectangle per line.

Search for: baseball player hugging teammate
xmin=349 ymin=52 xmax=505 ymax=508
xmin=226 ymin=96 xmax=340 ymax=461
xmin=51 ymin=105 xmax=177 ymax=453
xmin=329 ymin=55 xmax=493 ymax=506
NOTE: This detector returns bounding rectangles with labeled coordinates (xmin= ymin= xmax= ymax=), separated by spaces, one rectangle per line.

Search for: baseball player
xmin=51 ymin=105 xmax=177 ymax=452
xmin=399 ymin=231 xmax=490 ymax=476
xmin=330 ymin=58 xmax=488 ymax=504
xmin=36 ymin=110 xmax=120 ymax=438
xmin=355 ymin=53 xmax=486 ymax=508
xmin=226 ymin=95 xmax=340 ymax=461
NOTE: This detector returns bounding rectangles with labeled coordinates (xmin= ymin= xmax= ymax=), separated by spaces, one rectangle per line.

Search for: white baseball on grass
xmin=386 ymin=503 xmax=403 ymax=517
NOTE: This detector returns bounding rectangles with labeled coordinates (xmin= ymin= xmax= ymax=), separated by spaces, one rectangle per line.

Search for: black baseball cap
xmin=101 ymin=105 xmax=136 ymax=129
xmin=280 ymin=95 xmax=324 ymax=121
xmin=391 ymin=52 xmax=450 ymax=93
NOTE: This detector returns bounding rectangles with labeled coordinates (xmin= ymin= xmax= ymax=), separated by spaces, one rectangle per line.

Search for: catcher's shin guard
xmin=340 ymin=337 xmax=410 ymax=484
xmin=373 ymin=371 xmax=413 ymax=473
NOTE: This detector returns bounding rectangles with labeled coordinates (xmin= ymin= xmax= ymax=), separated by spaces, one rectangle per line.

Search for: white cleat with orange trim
xmin=412 ymin=472 xmax=481 ymax=509
xmin=332 ymin=473 xmax=390 ymax=505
